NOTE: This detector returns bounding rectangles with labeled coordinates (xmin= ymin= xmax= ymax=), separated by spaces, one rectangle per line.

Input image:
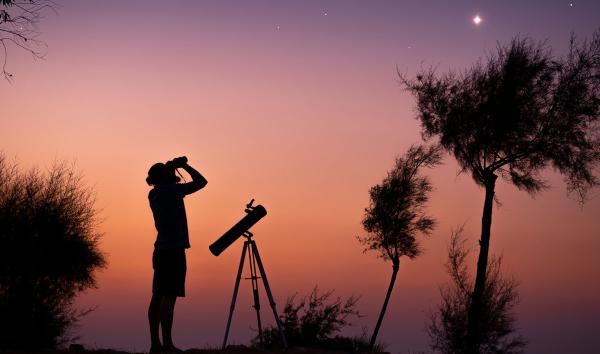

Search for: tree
xmin=358 ymin=144 xmax=442 ymax=349
xmin=256 ymin=287 xmax=372 ymax=351
xmin=428 ymin=226 xmax=526 ymax=354
xmin=400 ymin=32 xmax=600 ymax=353
xmin=0 ymin=0 xmax=56 ymax=81
xmin=0 ymin=154 xmax=106 ymax=350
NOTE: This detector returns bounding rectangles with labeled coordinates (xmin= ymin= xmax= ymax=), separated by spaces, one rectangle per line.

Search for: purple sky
xmin=2 ymin=1 xmax=600 ymax=353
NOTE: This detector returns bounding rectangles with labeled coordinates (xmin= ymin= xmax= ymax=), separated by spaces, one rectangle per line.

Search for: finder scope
xmin=209 ymin=199 xmax=267 ymax=256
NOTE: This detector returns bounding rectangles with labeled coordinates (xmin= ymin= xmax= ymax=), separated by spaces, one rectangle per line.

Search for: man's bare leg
xmin=148 ymin=294 xmax=163 ymax=352
xmin=160 ymin=296 xmax=180 ymax=351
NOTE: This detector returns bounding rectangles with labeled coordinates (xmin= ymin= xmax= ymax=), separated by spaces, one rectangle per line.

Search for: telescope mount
xmin=221 ymin=231 xmax=288 ymax=349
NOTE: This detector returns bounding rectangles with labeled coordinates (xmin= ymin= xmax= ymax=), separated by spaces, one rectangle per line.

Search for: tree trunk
xmin=466 ymin=171 xmax=497 ymax=354
xmin=369 ymin=261 xmax=400 ymax=350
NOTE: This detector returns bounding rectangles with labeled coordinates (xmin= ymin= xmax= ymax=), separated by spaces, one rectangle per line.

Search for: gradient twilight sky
xmin=2 ymin=1 xmax=600 ymax=353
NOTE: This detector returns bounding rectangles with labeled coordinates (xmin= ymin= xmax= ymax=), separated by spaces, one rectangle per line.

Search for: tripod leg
xmin=250 ymin=241 xmax=288 ymax=348
xmin=248 ymin=245 xmax=264 ymax=345
xmin=222 ymin=241 xmax=248 ymax=350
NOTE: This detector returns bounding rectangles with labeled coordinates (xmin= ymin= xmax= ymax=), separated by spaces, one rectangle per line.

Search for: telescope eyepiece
xmin=245 ymin=198 xmax=255 ymax=213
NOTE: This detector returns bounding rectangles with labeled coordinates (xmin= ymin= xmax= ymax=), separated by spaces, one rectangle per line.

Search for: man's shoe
xmin=149 ymin=344 xmax=164 ymax=353
xmin=162 ymin=345 xmax=183 ymax=352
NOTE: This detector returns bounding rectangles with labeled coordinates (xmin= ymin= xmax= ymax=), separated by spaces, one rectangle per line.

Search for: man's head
xmin=146 ymin=163 xmax=180 ymax=186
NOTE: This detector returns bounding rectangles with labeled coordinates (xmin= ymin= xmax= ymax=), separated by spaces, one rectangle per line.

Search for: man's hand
xmin=179 ymin=157 xmax=208 ymax=192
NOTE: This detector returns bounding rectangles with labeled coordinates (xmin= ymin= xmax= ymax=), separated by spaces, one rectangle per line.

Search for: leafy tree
xmin=358 ymin=144 xmax=442 ymax=349
xmin=428 ymin=226 xmax=526 ymax=354
xmin=256 ymin=287 xmax=377 ymax=352
xmin=401 ymin=33 xmax=600 ymax=353
xmin=0 ymin=0 xmax=56 ymax=81
xmin=0 ymin=155 xmax=106 ymax=350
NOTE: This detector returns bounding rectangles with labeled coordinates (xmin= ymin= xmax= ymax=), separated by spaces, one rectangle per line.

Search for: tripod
xmin=221 ymin=231 xmax=288 ymax=349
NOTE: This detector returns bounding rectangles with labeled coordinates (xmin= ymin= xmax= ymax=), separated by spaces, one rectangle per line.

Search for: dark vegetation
xmin=0 ymin=2 xmax=598 ymax=348
xmin=255 ymin=287 xmax=382 ymax=352
xmin=0 ymin=349 xmax=370 ymax=354
xmin=428 ymin=227 xmax=526 ymax=354
xmin=358 ymin=144 xmax=442 ymax=348
xmin=401 ymin=31 xmax=600 ymax=353
xmin=0 ymin=0 xmax=56 ymax=81
xmin=0 ymin=155 xmax=106 ymax=350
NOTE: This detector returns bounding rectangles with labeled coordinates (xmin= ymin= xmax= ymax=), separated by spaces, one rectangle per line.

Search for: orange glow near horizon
xmin=2 ymin=1 xmax=600 ymax=353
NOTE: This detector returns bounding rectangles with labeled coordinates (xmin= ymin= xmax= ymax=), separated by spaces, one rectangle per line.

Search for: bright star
xmin=473 ymin=15 xmax=482 ymax=25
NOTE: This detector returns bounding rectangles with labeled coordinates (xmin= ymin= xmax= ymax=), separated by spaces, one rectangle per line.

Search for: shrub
xmin=0 ymin=155 xmax=106 ymax=350
xmin=255 ymin=287 xmax=383 ymax=352
xmin=427 ymin=227 xmax=526 ymax=354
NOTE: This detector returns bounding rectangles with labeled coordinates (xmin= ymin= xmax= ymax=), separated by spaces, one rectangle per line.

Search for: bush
xmin=427 ymin=227 xmax=526 ymax=354
xmin=255 ymin=287 xmax=383 ymax=352
xmin=0 ymin=155 xmax=106 ymax=350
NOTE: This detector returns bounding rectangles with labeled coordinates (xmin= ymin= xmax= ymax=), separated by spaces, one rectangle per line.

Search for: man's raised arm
xmin=180 ymin=160 xmax=207 ymax=194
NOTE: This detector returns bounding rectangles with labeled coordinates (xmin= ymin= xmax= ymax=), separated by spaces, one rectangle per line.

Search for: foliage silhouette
xmin=0 ymin=0 xmax=56 ymax=81
xmin=254 ymin=287 xmax=381 ymax=352
xmin=428 ymin=226 xmax=526 ymax=354
xmin=400 ymin=32 xmax=600 ymax=353
xmin=358 ymin=144 xmax=442 ymax=349
xmin=0 ymin=155 xmax=106 ymax=350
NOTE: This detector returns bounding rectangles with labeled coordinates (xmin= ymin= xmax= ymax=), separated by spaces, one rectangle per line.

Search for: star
xmin=473 ymin=15 xmax=482 ymax=25
xmin=322 ymin=10 xmax=328 ymax=16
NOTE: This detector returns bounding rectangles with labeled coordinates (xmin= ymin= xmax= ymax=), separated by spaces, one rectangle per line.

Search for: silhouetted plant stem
xmin=401 ymin=32 xmax=600 ymax=353
xmin=369 ymin=261 xmax=399 ymax=350
xmin=359 ymin=145 xmax=440 ymax=349
xmin=467 ymin=171 xmax=497 ymax=354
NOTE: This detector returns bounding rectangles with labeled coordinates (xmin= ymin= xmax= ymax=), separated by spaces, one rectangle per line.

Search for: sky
xmin=2 ymin=1 xmax=600 ymax=353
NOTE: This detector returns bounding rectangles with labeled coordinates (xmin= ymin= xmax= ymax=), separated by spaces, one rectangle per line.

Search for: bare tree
xmin=0 ymin=0 xmax=56 ymax=81
xmin=358 ymin=144 xmax=442 ymax=349
xmin=0 ymin=154 xmax=106 ymax=350
xmin=401 ymin=32 xmax=600 ymax=353
xmin=428 ymin=227 xmax=526 ymax=354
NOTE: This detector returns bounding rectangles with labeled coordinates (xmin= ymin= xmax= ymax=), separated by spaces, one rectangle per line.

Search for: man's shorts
xmin=152 ymin=248 xmax=187 ymax=297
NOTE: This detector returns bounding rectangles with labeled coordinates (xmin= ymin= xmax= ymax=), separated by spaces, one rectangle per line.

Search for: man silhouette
xmin=146 ymin=156 xmax=207 ymax=353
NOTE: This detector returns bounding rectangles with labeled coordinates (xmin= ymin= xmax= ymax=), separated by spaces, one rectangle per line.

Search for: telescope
xmin=209 ymin=199 xmax=267 ymax=256
xmin=209 ymin=199 xmax=287 ymax=349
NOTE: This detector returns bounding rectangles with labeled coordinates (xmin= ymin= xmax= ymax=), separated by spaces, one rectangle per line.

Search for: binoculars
xmin=165 ymin=156 xmax=188 ymax=170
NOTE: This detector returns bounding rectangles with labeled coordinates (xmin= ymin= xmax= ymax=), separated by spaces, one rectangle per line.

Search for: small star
xmin=473 ymin=15 xmax=482 ymax=25
xmin=275 ymin=25 xmax=281 ymax=30
xmin=322 ymin=10 xmax=328 ymax=16
xmin=569 ymin=2 xmax=573 ymax=7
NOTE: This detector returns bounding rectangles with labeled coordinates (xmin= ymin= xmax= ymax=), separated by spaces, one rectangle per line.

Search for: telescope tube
xmin=209 ymin=205 xmax=267 ymax=256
